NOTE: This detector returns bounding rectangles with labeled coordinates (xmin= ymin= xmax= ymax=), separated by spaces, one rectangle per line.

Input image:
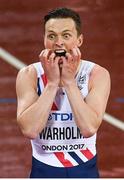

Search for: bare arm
xmin=64 ymin=65 xmax=111 ymax=137
xmin=16 ymin=50 xmax=60 ymax=139
xmin=61 ymin=47 xmax=111 ymax=137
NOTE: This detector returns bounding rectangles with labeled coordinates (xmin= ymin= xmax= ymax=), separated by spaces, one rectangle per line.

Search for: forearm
xmin=18 ymin=83 xmax=58 ymax=139
xmin=64 ymin=81 xmax=99 ymax=137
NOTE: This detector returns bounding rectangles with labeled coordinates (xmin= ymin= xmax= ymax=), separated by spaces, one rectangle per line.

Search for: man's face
xmin=44 ymin=18 xmax=83 ymax=53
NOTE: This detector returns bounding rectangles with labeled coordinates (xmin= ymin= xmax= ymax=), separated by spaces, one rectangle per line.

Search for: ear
xmin=77 ymin=34 xmax=83 ymax=47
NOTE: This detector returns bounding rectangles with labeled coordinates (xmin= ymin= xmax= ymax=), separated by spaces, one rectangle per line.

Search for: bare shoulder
xmin=89 ymin=64 xmax=111 ymax=89
xmin=16 ymin=64 xmax=38 ymax=117
xmin=17 ymin=64 xmax=37 ymax=80
xmin=92 ymin=64 xmax=110 ymax=77
xmin=91 ymin=64 xmax=110 ymax=81
xmin=16 ymin=64 xmax=37 ymax=91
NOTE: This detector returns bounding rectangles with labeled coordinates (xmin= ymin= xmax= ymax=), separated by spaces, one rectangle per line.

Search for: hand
xmin=61 ymin=47 xmax=81 ymax=86
xmin=39 ymin=49 xmax=60 ymax=86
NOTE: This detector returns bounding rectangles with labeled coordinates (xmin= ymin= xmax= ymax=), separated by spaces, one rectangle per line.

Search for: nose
xmin=55 ymin=36 xmax=64 ymax=48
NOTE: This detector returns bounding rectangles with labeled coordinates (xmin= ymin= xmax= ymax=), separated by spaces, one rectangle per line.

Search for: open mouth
xmin=54 ymin=49 xmax=66 ymax=57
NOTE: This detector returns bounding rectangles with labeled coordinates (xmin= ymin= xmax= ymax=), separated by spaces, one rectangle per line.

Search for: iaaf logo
xmin=77 ymin=74 xmax=86 ymax=90
xmin=48 ymin=112 xmax=73 ymax=121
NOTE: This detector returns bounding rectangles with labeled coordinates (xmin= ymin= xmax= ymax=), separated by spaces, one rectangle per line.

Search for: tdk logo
xmin=48 ymin=112 xmax=73 ymax=121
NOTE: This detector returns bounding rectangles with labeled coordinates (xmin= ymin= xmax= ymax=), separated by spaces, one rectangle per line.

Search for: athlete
xmin=16 ymin=7 xmax=111 ymax=178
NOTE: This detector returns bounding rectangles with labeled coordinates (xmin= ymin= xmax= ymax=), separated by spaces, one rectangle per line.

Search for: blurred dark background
xmin=0 ymin=0 xmax=124 ymax=177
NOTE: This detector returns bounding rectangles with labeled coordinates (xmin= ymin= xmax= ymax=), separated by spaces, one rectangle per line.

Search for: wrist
xmin=63 ymin=79 xmax=76 ymax=88
xmin=47 ymin=82 xmax=59 ymax=89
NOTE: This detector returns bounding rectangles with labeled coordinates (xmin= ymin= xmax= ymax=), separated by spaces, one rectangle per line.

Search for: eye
xmin=63 ymin=33 xmax=71 ymax=40
xmin=47 ymin=34 xmax=56 ymax=40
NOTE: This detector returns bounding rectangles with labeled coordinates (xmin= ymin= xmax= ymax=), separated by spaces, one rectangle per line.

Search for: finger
xmin=54 ymin=56 xmax=60 ymax=65
xmin=71 ymin=48 xmax=79 ymax=61
xmin=42 ymin=49 xmax=52 ymax=64
xmin=76 ymin=47 xmax=81 ymax=56
xmin=66 ymin=52 xmax=73 ymax=63
xmin=62 ymin=57 xmax=67 ymax=65
xmin=49 ymin=52 xmax=56 ymax=64
xmin=59 ymin=56 xmax=66 ymax=65
xmin=75 ymin=47 xmax=81 ymax=61
xmin=39 ymin=50 xmax=45 ymax=60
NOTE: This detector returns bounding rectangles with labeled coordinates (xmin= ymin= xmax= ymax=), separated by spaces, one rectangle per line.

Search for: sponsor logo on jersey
xmin=77 ymin=74 xmax=86 ymax=90
xmin=48 ymin=112 xmax=73 ymax=121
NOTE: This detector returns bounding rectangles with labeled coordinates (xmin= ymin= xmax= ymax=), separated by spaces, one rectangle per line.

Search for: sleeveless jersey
xmin=31 ymin=60 xmax=96 ymax=167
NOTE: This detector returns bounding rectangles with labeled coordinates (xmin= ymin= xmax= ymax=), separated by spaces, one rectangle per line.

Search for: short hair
xmin=44 ymin=7 xmax=82 ymax=36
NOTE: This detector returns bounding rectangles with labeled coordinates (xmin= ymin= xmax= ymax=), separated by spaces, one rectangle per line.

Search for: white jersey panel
xmin=31 ymin=60 xmax=96 ymax=167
